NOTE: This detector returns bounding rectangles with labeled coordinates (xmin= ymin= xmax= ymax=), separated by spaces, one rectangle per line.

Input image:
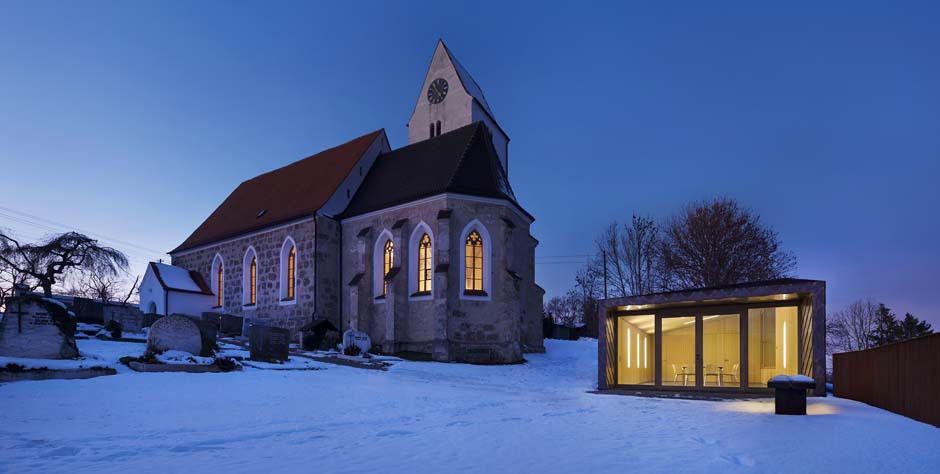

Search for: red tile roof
xmin=172 ymin=129 xmax=385 ymax=253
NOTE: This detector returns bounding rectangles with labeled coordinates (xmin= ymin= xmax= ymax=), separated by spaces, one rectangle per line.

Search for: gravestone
xmin=300 ymin=319 xmax=339 ymax=351
xmin=249 ymin=325 xmax=290 ymax=362
xmin=0 ymin=293 xmax=79 ymax=359
xmin=147 ymin=315 xmax=202 ymax=356
xmin=202 ymin=312 xmax=244 ymax=337
xmin=181 ymin=315 xmax=217 ymax=356
xmin=342 ymin=329 xmax=372 ymax=354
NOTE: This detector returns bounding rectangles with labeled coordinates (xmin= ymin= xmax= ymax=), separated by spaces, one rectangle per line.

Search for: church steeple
xmin=407 ymin=40 xmax=510 ymax=174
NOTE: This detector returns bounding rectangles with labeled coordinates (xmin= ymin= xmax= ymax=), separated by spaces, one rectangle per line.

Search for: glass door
xmin=660 ymin=315 xmax=697 ymax=387
xmin=702 ymin=313 xmax=742 ymax=387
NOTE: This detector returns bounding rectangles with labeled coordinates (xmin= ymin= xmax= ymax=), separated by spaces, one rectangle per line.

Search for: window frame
xmin=458 ymin=219 xmax=492 ymax=301
xmin=278 ymin=237 xmax=298 ymax=305
xmin=408 ymin=221 xmax=434 ymax=300
xmin=372 ymin=229 xmax=394 ymax=303
xmin=242 ymin=247 xmax=258 ymax=309
xmin=211 ymin=253 xmax=224 ymax=309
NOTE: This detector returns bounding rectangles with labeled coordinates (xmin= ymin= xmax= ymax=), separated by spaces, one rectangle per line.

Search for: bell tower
xmin=407 ymin=40 xmax=510 ymax=173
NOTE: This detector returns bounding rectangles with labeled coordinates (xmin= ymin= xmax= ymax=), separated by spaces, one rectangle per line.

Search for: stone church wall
xmin=170 ymin=218 xmax=319 ymax=337
xmin=342 ymin=195 xmax=543 ymax=363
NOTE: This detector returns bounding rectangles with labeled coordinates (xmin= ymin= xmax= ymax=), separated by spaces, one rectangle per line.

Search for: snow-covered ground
xmin=1 ymin=339 xmax=938 ymax=474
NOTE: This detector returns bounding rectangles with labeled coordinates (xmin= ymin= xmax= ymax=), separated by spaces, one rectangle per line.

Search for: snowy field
xmin=1 ymin=339 xmax=938 ymax=474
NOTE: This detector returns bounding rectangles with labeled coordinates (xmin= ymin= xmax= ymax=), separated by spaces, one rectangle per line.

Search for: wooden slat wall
xmin=833 ymin=332 xmax=940 ymax=427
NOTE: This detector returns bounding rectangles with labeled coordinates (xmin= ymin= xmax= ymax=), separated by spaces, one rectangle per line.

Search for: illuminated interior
xmin=661 ymin=316 xmax=695 ymax=386
xmin=617 ymin=315 xmax=654 ymax=385
xmin=747 ymin=306 xmax=798 ymax=387
xmin=611 ymin=300 xmax=802 ymax=390
xmin=703 ymin=314 xmax=740 ymax=387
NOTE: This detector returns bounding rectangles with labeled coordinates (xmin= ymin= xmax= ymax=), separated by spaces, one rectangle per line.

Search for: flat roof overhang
xmin=596 ymin=278 xmax=828 ymax=396
xmin=600 ymin=278 xmax=826 ymax=316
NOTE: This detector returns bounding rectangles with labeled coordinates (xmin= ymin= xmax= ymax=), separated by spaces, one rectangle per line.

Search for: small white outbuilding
xmin=139 ymin=262 xmax=215 ymax=317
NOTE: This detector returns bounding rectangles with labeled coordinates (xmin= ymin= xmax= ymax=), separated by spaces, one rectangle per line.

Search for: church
xmin=145 ymin=41 xmax=545 ymax=363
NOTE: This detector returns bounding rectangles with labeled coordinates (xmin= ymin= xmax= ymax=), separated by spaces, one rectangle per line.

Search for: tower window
xmin=436 ymin=120 xmax=441 ymax=137
xmin=430 ymin=123 xmax=434 ymax=138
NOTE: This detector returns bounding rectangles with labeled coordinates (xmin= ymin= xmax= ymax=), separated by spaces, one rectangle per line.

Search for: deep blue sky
xmin=1 ymin=1 xmax=938 ymax=325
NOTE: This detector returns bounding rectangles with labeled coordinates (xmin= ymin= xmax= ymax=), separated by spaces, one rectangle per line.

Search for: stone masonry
xmin=342 ymin=195 xmax=543 ymax=364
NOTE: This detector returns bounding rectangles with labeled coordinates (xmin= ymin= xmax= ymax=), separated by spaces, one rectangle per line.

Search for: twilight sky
xmin=1 ymin=1 xmax=938 ymax=325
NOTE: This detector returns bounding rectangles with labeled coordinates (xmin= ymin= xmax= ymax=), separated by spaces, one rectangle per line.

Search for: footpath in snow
xmin=1 ymin=338 xmax=938 ymax=474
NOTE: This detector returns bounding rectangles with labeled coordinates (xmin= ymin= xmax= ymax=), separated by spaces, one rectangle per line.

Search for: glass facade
xmin=703 ymin=314 xmax=740 ymax=387
xmin=661 ymin=316 xmax=696 ymax=386
xmin=617 ymin=315 xmax=654 ymax=385
xmin=747 ymin=306 xmax=798 ymax=387
xmin=611 ymin=303 xmax=801 ymax=390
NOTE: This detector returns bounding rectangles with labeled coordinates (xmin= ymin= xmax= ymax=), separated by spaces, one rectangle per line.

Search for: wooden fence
xmin=833 ymin=332 xmax=940 ymax=427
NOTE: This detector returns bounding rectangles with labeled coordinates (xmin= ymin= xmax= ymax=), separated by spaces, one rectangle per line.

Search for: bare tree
xmin=659 ymin=197 xmax=795 ymax=290
xmin=0 ymin=231 xmax=129 ymax=297
xmin=594 ymin=223 xmax=630 ymax=297
xmin=574 ymin=260 xmax=603 ymax=337
xmin=63 ymin=272 xmax=140 ymax=306
xmin=827 ymin=299 xmax=879 ymax=353
xmin=624 ymin=215 xmax=659 ymax=296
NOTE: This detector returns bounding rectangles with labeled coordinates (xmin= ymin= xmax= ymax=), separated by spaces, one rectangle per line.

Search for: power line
xmin=0 ymin=205 xmax=167 ymax=257
xmin=0 ymin=211 xmax=166 ymax=265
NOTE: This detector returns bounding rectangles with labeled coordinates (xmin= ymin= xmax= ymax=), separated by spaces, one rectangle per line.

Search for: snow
xmin=1 ymin=339 xmax=938 ymax=474
xmin=154 ymin=350 xmax=214 ymax=365
xmin=40 ymin=297 xmax=67 ymax=310
xmin=770 ymin=374 xmax=815 ymax=384
xmin=152 ymin=262 xmax=203 ymax=292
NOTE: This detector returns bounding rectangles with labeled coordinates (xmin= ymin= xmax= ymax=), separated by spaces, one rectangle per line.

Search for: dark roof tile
xmin=342 ymin=122 xmax=529 ymax=219
xmin=172 ymin=129 xmax=384 ymax=253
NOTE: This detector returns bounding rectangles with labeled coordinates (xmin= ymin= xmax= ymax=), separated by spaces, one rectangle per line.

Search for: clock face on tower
xmin=427 ymin=78 xmax=449 ymax=104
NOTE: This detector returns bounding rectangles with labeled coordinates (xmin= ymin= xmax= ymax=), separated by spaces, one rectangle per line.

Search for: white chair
xmin=721 ymin=363 xmax=739 ymax=384
xmin=704 ymin=364 xmax=720 ymax=386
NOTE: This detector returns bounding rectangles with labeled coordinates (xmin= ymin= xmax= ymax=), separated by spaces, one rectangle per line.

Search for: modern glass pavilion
xmin=597 ymin=279 xmax=826 ymax=396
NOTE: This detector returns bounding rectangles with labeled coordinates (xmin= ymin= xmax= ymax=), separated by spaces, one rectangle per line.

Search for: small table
xmin=680 ymin=366 xmax=692 ymax=386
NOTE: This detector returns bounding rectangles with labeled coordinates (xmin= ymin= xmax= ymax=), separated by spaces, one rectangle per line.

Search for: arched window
xmin=279 ymin=238 xmax=297 ymax=302
xmin=429 ymin=123 xmax=434 ymax=138
xmin=287 ymin=247 xmax=295 ymax=299
xmin=217 ymin=263 xmax=223 ymax=307
xmin=436 ymin=120 xmax=441 ymax=137
xmin=382 ymin=239 xmax=394 ymax=296
xmin=465 ymin=231 xmax=483 ymax=292
xmin=418 ymin=234 xmax=432 ymax=293
xmin=459 ymin=220 xmax=491 ymax=300
xmin=211 ymin=254 xmax=224 ymax=308
xmin=243 ymin=247 xmax=258 ymax=307
xmin=249 ymin=256 xmax=257 ymax=305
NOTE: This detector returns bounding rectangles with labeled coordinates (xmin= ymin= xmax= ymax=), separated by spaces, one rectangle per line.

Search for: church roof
xmin=439 ymin=40 xmax=495 ymax=118
xmin=172 ymin=129 xmax=385 ymax=253
xmin=341 ymin=122 xmax=530 ymax=220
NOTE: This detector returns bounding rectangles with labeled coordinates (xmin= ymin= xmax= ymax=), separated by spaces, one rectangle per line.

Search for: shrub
xmin=343 ymin=344 xmax=362 ymax=357
xmin=213 ymin=357 xmax=239 ymax=372
xmin=105 ymin=320 xmax=123 ymax=339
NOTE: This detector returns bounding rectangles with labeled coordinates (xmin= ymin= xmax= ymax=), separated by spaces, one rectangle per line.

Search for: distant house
xmin=597 ymin=279 xmax=827 ymax=396
xmin=139 ymin=262 xmax=214 ymax=316
xmin=156 ymin=41 xmax=544 ymax=363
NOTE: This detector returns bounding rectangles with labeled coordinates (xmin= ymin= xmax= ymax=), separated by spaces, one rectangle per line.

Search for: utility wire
xmin=0 ymin=205 xmax=167 ymax=257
